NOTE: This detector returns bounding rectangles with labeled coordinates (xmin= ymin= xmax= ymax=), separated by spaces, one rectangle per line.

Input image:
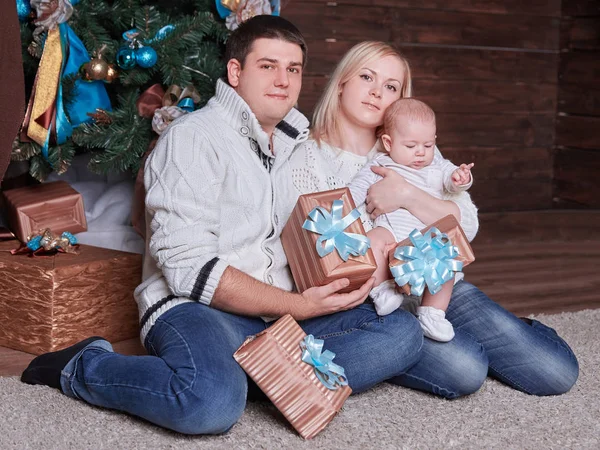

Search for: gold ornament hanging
xmin=105 ymin=64 xmax=119 ymax=83
xmin=86 ymin=57 xmax=109 ymax=80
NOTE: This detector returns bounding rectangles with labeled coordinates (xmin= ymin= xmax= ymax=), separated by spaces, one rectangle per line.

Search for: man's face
xmin=227 ymin=38 xmax=303 ymax=134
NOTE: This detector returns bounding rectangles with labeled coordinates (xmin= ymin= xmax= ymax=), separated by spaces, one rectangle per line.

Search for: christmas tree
xmin=13 ymin=0 xmax=237 ymax=181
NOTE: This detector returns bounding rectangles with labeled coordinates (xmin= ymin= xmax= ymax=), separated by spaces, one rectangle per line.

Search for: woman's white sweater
xmin=285 ymin=139 xmax=479 ymax=241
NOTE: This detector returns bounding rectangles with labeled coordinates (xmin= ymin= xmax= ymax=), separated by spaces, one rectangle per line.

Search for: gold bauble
xmin=87 ymin=57 xmax=109 ymax=81
xmin=105 ymin=64 xmax=119 ymax=83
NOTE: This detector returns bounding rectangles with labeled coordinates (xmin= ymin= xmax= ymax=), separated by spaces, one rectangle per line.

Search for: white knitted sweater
xmin=286 ymin=139 xmax=479 ymax=241
xmin=134 ymin=80 xmax=309 ymax=341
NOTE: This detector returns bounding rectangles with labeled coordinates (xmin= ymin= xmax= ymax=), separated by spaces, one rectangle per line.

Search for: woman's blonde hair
xmin=311 ymin=41 xmax=412 ymax=145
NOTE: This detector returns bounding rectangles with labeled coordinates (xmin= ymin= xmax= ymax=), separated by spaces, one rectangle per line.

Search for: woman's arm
xmin=366 ymin=166 xmax=479 ymax=241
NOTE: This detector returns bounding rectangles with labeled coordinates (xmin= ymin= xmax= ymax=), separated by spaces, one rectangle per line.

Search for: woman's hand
xmin=366 ymin=166 xmax=415 ymax=219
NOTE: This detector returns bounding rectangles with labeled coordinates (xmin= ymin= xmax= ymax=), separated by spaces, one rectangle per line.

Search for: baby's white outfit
xmin=349 ymin=152 xmax=473 ymax=342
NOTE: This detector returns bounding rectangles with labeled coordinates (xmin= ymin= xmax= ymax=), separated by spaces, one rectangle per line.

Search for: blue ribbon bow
xmin=300 ymin=335 xmax=348 ymax=390
xmin=302 ymin=200 xmax=370 ymax=261
xmin=390 ymin=227 xmax=463 ymax=296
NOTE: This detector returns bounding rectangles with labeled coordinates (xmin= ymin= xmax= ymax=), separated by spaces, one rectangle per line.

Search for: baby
xmin=348 ymin=98 xmax=474 ymax=342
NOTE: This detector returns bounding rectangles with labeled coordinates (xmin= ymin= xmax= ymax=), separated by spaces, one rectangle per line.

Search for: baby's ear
xmin=381 ymin=134 xmax=393 ymax=153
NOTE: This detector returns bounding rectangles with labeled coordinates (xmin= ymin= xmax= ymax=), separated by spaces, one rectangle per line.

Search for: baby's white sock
xmin=416 ymin=306 xmax=455 ymax=342
xmin=370 ymin=280 xmax=404 ymax=316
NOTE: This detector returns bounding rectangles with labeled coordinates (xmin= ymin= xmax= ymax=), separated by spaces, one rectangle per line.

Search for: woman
xmin=285 ymin=41 xmax=578 ymax=398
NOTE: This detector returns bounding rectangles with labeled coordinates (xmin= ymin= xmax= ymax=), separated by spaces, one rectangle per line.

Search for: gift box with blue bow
xmin=388 ymin=215 xmax=475 ymax=297
xmin=281 ymin=188 xmax=377 ymax=294
xmin=233 ymin=314 xmax=352 ymax=439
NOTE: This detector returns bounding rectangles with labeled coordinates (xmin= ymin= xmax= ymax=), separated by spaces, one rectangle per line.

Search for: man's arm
xmin=147 ymin=124 xmax=374 ymax=318
xmin=145 ymin=124 xmax=229 ymax=304
xmin=212 ymin=266 xmax=375 ymax=320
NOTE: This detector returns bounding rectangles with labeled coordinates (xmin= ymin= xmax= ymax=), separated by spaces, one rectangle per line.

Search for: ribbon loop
xmin=300 ymin=335 xmax=348 ymax=390
xmin=390 ymin=227 xmax=463 ymax=296
xmin=302 ymin=199 xmax=370 ymax=261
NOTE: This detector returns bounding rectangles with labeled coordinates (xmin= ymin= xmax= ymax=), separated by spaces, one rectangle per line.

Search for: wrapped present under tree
xmin=0 ymin=240 xmax=141 ymax=355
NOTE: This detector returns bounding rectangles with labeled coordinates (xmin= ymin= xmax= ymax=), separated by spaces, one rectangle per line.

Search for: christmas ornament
xmin=135 ymin=46 xmax=158 ymax=68
xmin=116 ymin=46 xmax=136 ymax=69
xmin=16 ymin=0 xmax=32 ymax=22
xmin=86 ymin=109 xmax=112 ymax=125
xmin=105 ymin=64 xmax=118 ymax=83
xmin=85 ymin=56 xmax=109 ymax=80
xmin=216 ymin=0 xmax=280 ymax=31
xmin=31 ymin=0 xmax=74 ymax=36
xmin=137 ymin=84 xmax=201 ymax=134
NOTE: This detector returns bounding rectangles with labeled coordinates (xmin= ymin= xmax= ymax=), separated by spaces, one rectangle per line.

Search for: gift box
xmin=0 ymin=240 xmax=141 ymax=355
xmin=2 ymin=181 xmax=87 ymax=243
xmin=233 ymin=314 xmax=352 ymax=439
xmin=281 ymin=188 xmax=376 ymax=294
xmin=389 ymin=215 xmax=475 ymax=296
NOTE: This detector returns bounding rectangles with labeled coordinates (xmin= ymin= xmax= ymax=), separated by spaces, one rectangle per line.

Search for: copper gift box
xmin=233 ymin=314 xmax=352 ymax=439
xmin=389 ymin=214 xmax=476 ymax=296
xmin=0 ymin=240 xmax=141 ymax=355
xmin=2 ymin=180 xmax=87 ymax=243
xmin=281 ymin=188 xmax=376 ymax=294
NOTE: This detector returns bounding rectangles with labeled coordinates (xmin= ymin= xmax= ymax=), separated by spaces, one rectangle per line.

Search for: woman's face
xmin=338 ymin=55 xmax=405 ymax=131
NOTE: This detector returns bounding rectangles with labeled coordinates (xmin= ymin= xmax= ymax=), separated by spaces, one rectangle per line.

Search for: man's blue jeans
xmin=60 ymin=302 xmax=423 ymax=434
xmin=60 ymin=281 xmax=579 ymax=435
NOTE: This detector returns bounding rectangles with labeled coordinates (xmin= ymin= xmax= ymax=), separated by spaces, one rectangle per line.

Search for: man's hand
xmin=451 ymin=163 xmax=474 ymax=186
xmin=367 ymin=166 xmax=414 ymax=219
xmin=294 ymin=277 xmax=376 ymax=320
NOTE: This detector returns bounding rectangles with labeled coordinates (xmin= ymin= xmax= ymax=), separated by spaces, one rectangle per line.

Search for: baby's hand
xmin=452 ymin=163 xmax=474 ymax=186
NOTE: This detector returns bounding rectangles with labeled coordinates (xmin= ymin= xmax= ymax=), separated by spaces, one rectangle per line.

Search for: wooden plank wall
xmin=283 ymin=0 xmax=562 ymax=212
xmin=554 ymin=1 xmax=600 ymax=208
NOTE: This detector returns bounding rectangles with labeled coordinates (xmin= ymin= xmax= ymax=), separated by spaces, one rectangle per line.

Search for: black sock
xmin=21 ymin=336 xmax=106 ymax=390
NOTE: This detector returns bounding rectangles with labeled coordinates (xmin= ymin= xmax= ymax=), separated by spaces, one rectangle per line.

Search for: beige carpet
xmin=1 ymin=309 xmax=599 ymax=449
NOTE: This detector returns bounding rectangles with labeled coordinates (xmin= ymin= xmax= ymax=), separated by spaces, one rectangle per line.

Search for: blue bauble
xmin=135 ymin=47 xmax=158 ymax=69
xmin=16 ymin=0 xmax=32 ymax=22
xmin=116 ymin=47 xmax=136 ymax=70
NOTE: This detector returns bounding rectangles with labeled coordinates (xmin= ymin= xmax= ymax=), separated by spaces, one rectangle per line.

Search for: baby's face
xmin=384 ymin=119 xmax=436 ymax=169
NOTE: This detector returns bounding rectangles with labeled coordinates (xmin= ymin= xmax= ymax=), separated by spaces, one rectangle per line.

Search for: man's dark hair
xmin=224 ymin=15 xmax=307 ymax=68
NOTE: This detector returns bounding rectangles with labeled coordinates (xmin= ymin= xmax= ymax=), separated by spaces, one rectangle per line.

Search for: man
xmin=21 ymin=16 xmax=422 ymax=435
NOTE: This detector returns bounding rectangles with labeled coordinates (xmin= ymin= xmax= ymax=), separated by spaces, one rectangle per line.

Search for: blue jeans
xmin=389 ymin=281 xmax=579 ymax=398
xmin=60 ymin=302 xmax=422 ymax=435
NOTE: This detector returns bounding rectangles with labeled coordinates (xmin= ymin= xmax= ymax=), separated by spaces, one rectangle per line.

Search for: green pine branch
xmin=17 ymin=0 xmax=229 ymax=178
xmin=72 ymin=90 xmax=153 ymax=174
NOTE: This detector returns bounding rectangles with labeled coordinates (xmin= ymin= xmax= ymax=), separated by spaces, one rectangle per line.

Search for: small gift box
xmin=389 ymin=215 xmax=475 ymax=296
xmin=2 ymin=181 xmax=87 ymax=243
xmin=281 ymin=188 xmax=376 ymax=294
xmin=0 ymin=240 xmax=141 ymax=355
xmin=233 ymin=314 xmax=352 ymax=439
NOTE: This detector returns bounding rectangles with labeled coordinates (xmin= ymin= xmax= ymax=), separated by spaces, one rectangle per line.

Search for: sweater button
xmin=240 ymin=126 xmax=249 ymax=136
xmin=265 ymin=247 xmax=274 ymax=255
xmin=267 ymin=275 xmax=274 ymax=285
xmin=241 ymin=111 xmax=249 ymax=121
xmin=274 ymin=215 xmax=279 ymax=225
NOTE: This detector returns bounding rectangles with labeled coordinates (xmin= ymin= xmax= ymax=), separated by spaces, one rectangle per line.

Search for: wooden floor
xmin=2 ymin=210 xmax=599 ymax=377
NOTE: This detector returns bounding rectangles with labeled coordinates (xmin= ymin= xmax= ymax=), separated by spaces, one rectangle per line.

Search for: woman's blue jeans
xmin=60 ymin=302 xmax=423 ymax=435
xmin=60 ymin=281 xmax=579 ymax=435
xmin=390 ymin=281 xmax=579 ymax=398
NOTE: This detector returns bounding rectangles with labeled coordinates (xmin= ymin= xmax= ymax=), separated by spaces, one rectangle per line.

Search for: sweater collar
xmin=211 ymin=79 xmax=309 ymax=158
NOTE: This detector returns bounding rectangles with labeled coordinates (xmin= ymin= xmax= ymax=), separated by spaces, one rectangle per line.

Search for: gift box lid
xmin=2 ymin=181 xmax=87 ymax=242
